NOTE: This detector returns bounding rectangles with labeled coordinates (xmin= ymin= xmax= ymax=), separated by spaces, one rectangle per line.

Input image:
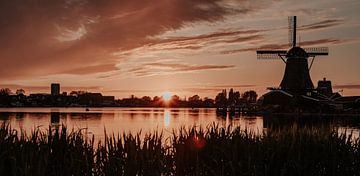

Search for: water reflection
xmin=15 ymin=112 xmax=25 ymax=119
xmin=0 ymin=112 xmax=10 ymax=120
xmin=164 ymin=109 xmax=170 ymax=127
xmin=0 ymin=108 xmax=358 ymax=142
xmin=51 ymin=111 xmax=60 ymax=130
xmin=50 ymin=112 xmax=60 ymax=124
xmin=68 ymin=113 xmax=103 ymax=119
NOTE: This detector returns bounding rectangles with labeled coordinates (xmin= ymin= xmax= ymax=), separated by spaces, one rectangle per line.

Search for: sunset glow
xmin=162 ymin=91 xmax=173 ymax=101
xmin=0 ymin=0 xmax=359 ymax=98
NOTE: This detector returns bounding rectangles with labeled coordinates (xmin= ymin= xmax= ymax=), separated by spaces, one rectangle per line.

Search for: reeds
xmin=0 ymin=123 xmax=359 ymax=175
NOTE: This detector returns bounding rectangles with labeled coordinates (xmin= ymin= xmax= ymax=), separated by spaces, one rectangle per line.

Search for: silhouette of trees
xmin=16 ymin=89 xmax=25 ymax=96
xmin=228 ymin=88 xmax=241 ymax=107
xmin=215 ymin=89 xmax=227 ymax=108
xmin=214 ymin=89 xmax=258 ymax=108
xmin=171 ymin=95 xmax=180 ymax=102
xmin=242 ymin=90 xmax=258 ymax=104
xmin=0 ymin=87 xmax=258 ymax=108
xmin=228 ymin=89 xmax=235 ymax=107
xmin=0 ymin=88 xmax=12 ymax=106
xmin=0 ymin=88 xmax=12 ymax=96
xmin=114 ymin=94 xmax=216 ymax=108
xmin=141 ymin=96 xmax=151 ymax=102
xmin=188 ymin=95 xmax=201 ymax=107
xmin=169 ymin=95 xmax=181 ymax=107
xmin=234 ymin=91 xmax=241 ymax=105
xmin=203 ymin=97 xmax=215 ymax=107
xmin=188 ymin=95 xmax=200 ymax=102
xmin=70 ymin=91 xmax=87 ymax=96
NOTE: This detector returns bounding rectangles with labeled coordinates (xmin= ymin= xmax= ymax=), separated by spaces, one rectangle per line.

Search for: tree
xmin=188 ymin=95 xmax=200 ymax=102
xmin=153 ymin=96 xmax=161 ymax=102
xmin=70 ymin=90 xmax=87 ymax=96
xmin=242 ymin=90 xmax=258 ymax=103
xmin=188 ymin=95 xmax=201 ymax=107
xmin=234 ymin=91 xmax=241 ymax=105
xmin=16 ymin=89 xmax=25 ymax=96
xmin=228 ymin=88 xmax=235 ymax=107
xmin=0 ymin=88 xmax=12 ymax=96
xmin=0 ymin=88 xmax=12 ymax=106
xmin=141 ymin=96 xmax=151 ymax=102
xmin=215 ymin=89 xmax=227 ymax=108
xmin=203 ymin=97 xmax=215 ymax=107
xmin=171 ymin=95 xmax=180 ymax=102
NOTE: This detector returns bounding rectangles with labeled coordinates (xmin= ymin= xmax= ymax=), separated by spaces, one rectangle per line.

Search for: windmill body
xmin=280 ymin=47 xmax=314 ymax=91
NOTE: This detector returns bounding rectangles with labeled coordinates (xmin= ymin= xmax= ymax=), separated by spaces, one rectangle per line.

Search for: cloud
xmin=333 ymin=84 xmax=360 ymax=89
xmin=55 ymin=24 xmax=88 ymax=42
xmin=0 ymin=0 xmax=264 ymax=80
xmin=298 ymin=39 xmax=345 ymax=46
xmin=64 ymin=64 xmax=119 ymax=75
xmin=145 ymin=63 xmax=234 ymax=71
xmin=129 ymin=62 xmax=235 ymax=77
xmin=148 ymin=29 xmax=264 ymax=51
xmin=210 ymin=84 xmax=256 ymax=88
xmin=105 ymin=84 xmax=258 ymax=95
xmin=0 ymin=84 xmax=101 ymax=94
xmin=299 ymin=19 xmax=344 ymax=31
xmin=179 ymin=85 xmax=257 ymax=93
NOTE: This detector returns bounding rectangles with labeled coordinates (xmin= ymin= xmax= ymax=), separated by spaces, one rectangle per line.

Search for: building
xmin=51 ymin=83 xmax=60 ymax=96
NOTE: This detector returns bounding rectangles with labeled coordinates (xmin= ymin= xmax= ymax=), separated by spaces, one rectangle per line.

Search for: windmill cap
xmin=286 ymin=47 xmax=308 ymax=58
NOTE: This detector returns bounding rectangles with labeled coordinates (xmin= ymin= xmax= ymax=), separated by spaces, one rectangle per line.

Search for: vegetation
xmin=0 ymin=123 xmax=359 ymax=175
xmin=215 ymin=89 xmax=258 ymax=108
xmin=0 ymin=87 xmax=257 ymax=108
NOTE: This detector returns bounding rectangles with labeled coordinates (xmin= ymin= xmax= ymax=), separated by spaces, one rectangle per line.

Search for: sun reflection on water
xmin=164 ymin=109 xmax=170 ymax=127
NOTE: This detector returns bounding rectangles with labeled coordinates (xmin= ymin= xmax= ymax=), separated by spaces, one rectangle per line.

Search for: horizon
xmin=1 ymin=0 xmax=360 ymax=99
xmin=1 ymin=83 xmax=254 ymax=100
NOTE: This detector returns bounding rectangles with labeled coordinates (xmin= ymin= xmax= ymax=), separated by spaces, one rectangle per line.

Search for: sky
xmin=0 ymin=0 xmax=360 ymax=99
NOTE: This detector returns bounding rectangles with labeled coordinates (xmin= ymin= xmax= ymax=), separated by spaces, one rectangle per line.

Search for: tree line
xmin=215 ymin=89 xmax=258 ymax=108
xmin=0 ymin=88 xmax=257 ymax=108
xmin=117 ymin=89 xmax=258 ymax=108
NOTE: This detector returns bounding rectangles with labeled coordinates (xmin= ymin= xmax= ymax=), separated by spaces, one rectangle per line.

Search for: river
xmin=0 ymin=107 xmax=359 ymax=142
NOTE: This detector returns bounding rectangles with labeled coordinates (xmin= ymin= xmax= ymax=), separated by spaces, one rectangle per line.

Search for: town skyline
xmin=1 ymin=0 xmax=360 ymax=98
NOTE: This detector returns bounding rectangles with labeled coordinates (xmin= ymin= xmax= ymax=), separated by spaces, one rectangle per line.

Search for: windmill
xmin=257 ymin=16 xmax=329 ymax=93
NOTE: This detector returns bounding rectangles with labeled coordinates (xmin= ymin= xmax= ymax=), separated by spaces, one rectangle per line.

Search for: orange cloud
xmin=333 ymin=84 xmax=360 ymax=89
xmin=129 ymin=62 xmax=235 ymax=77
xmin=299 ymin=19 xmax=344 ymax=31
xmin=0 ymin=0 xmax=276 ymax=80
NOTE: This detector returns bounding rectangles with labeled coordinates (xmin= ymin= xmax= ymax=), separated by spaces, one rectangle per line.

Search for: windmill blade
xmin=288 ymin=16 xmax=294 ymax=47
xmin=256 ymin=50 xmax=287 ymax=54
xmin=288 ymin=16 xmax=296 ymax=47
xmin=304 ymin=47 xmax=329 ymax=56
xmin=257 ymin=53 xmax=281 ymax=59
xmin=256 ymin=50 xmax=287 ymax=59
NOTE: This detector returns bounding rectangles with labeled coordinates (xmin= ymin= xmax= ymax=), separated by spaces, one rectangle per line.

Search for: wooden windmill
xmin=257 ymin=16 xmax=329 ymax=93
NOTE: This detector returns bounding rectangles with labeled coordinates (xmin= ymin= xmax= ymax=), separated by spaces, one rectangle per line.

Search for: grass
xmin=0 ymin=123 xmax=359 ymax=176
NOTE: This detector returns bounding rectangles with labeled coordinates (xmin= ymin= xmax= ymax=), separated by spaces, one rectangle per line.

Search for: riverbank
xmin=0 ymin=123 xmax=359 ymax=175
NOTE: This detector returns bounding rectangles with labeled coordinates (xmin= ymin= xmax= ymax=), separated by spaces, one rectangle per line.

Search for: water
xmin=0 ymin=107 xmax=359 ymax=142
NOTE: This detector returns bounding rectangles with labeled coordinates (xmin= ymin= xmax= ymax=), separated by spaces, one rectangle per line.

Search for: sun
xmin=162 ymin=91 xmax=173 ymax=101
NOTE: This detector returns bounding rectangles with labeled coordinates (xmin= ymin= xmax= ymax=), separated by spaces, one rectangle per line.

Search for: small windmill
xmin=256 ymin=16 xmax=329 ymax=93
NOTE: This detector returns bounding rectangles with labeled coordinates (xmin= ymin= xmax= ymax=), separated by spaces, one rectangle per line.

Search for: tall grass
xmin=0 ymin=123 xmax=359 ymax=175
